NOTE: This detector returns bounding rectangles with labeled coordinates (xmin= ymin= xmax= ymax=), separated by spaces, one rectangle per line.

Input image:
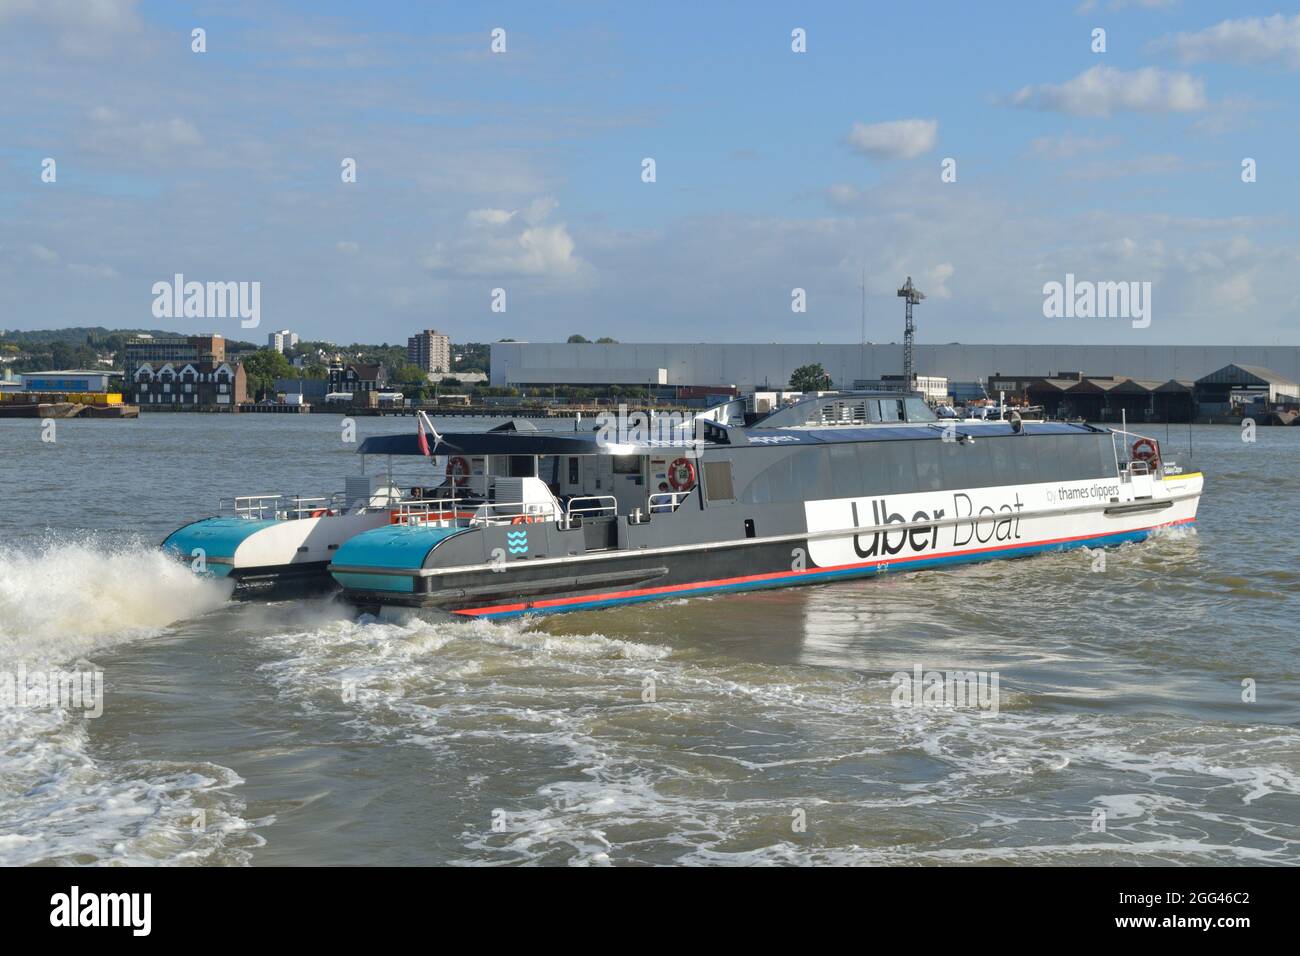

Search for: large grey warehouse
xmin=489 ymin=342 xmax=1300 ymax=392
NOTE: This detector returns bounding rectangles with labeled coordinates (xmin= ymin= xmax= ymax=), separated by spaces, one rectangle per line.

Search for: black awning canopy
xmin=355 ymin=431 xmax=701 ymax=457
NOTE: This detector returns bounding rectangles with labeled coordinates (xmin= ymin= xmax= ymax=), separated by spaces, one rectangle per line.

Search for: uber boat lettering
xmin=837 ymin=490 xmax=1026 ymax=559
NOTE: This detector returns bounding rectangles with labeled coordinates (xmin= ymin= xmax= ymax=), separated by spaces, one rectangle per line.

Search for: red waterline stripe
xmin=454 ymin=516 xmax=1196 ymax=617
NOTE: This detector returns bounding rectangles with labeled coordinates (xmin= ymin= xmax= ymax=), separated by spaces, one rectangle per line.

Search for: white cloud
xmin=825 ymin=184 xmax=862 ymax=208
xmin=1109 ymin=0 xmax=1178 ymax=9
xmin=925 ymin=263 xmax=955 ymax=299
xmin=1009 ymin=65 xmax=1207 ymax=116
xmin=1064 ymin=153 xmax=1187 ymax=181
xmin=1028 ymin=132 xmax=1120 ymax=159
xmin=67 ymin=263 xmax=120 ymax=280
xmin=0 ymin=0 xmax=142 ymax=56
xmin=79 ymin=115 xmax=203 ymax=161
xmin=466 ymin=209 xmax=516 ymax=227
xmin=1151 ymin=14 xmax=1300 ymax=69
xmin=424 ymin=198 xmax=589 ymax=280
xmin=29 ymin=243 xmax=59 ymax=263
xmin=336 ymin=241 xmax=360 ymax=255
xmin=846 ymin=119 xmax=938 ymax=160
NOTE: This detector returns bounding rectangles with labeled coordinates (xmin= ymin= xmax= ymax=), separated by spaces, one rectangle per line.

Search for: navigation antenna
xmin=896 ymin=276 xmax=925 ymax=388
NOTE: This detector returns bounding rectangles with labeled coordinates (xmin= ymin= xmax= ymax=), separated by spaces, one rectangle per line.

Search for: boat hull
xmin=338 ymin=476 xmax=1201 ymax=619
xmin=162 ymin=511 xmax=393 ymax=598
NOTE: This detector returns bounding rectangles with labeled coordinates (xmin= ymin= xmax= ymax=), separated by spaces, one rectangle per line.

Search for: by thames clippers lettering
xmin=49 ymin=886 xmax=151 ymax=936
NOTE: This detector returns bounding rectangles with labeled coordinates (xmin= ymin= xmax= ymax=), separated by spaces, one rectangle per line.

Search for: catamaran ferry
xmin=162 ymin=392 xmax=1201 ymax=614
xmin=266 ymin=391 xmax=1195 ymax=618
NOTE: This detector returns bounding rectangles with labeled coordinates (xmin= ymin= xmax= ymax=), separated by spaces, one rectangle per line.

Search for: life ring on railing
xmin=667 ymin=457 xmax=696 ymax=491
xmin=1131 ymin=437 xmax=1160 ymax=467
xmin=510 ymin=515 xmax=537 ymax=525
xmin=310 ymin=508 xmax=335 ymax=518
xmin=446 ymin=456 xmax=471 ymax=487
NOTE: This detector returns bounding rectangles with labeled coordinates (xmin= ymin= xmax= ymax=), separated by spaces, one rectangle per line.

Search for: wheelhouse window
xmin=903 ymin=396 xmax=936 ymax=422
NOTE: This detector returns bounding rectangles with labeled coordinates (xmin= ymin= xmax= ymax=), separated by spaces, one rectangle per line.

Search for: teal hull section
xmin=162 ymin=517 xmax=279 ymax=574
xmin=329 ymin=525 xmax=469 ymax=593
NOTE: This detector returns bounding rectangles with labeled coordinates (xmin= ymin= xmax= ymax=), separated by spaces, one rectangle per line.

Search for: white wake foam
xmin=0 ymin=537 xmax=252 ymax=866
xmin=0 ymin=536 xmax=231 ymax=668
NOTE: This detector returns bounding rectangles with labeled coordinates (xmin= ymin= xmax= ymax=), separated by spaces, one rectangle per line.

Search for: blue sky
xmin=1 ymin=1 xmax=1297 ymax=346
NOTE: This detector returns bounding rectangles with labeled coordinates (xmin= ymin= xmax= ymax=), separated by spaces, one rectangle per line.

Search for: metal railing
xmin=388 ymin=495 xmax=560 ymax=528
xmin=566 ymin=496 xmax=617 ymax=518
xmin=648 ymin=491 xmax=691 ymax=513
xmin=228 ymin=494 xmax=283 ymax=520
xmin=226 ymin=492 xmax=347 ymax=520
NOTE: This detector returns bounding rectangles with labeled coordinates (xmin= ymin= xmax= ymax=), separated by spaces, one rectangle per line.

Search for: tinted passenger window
xmin=1034 ymin=437 xmax=1065 ymax=482
xmin=829 ymin=444 xmax=860 ymax=497
xmin=1012 ymin=436 xmax=1039 ymax=485
xmin=857 ymin=444 xmax=888 ymax=495
xmin=880 ymin=441 xmax=915 ymax=493
xmin=937 ymin=440 xmax=970 ymax=490
xmin=800 ymin=447 xmax=832 ymax=499
xmin=960 ymin=439 xmax=993 ymax=488
xmin=986 ymin=437 xmax=1015 ymax=487
xmin=741 ymin=453 xmax=799 ymax=504
xmin=913 ymin=441 xmax=942 ymax=491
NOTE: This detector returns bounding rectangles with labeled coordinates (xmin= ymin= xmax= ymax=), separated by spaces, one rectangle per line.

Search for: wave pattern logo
xmin=506 ymin=530 xmax=529 ymax=555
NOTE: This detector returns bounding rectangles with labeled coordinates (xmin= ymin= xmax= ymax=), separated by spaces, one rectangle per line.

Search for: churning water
xmin=0 ymin=415 xmax=1296 ymax=864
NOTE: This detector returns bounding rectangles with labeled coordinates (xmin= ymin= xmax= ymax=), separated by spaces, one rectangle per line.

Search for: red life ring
xmin=1131 ymin=438 xmax=1160 ymax=466
xmin=667 ymin=457 xmax=696 ymax=491
xmin=446 ymin=456 xmax=471 ymax=487
xmin=310 ymin=508 xmax=334 ymax=518
xmin=510 ymin=515 xmax=536 ymax=525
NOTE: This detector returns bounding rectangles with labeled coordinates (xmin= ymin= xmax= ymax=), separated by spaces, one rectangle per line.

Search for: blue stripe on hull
xmin=470 ymin=525 xmax=1169 ymax=620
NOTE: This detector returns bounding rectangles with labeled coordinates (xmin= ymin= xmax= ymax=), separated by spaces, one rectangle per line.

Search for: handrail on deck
xmin=648 ymin=490 xmax=690 ymax=513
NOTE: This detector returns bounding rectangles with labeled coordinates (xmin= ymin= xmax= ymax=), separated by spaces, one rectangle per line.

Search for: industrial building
xmin=124 ymin=334 xmax=226 ymax=378
xmin=489 ymin=342 xmax=1300 ymax=396
xmin=1024 ymin=374 xmax=1195 ymax=423
xmin=854 ymin=374 xmax=950 ymax=405
xmin=1193 ymin=364 xmax=1300 ymax=414
xmin=19 ymin=370 xmax=113 ymax=393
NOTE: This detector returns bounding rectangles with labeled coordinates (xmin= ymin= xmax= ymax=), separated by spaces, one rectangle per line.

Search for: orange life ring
xmin=510 ymin=515 xmax=536 ymax=525
xmin=446 ymin=456 xmax=471 ymax=487
xmin=310 ymin=508 xmax=334 ymax=518
xmin=1131 ymin=438 xmax=1160 ymax=467
xmin=667 ymin=457 xmax=696 ymax=491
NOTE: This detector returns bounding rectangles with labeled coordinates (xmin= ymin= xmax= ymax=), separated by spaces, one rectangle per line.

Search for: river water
xmin=0 ymin=414 xmax=1296 ymax=865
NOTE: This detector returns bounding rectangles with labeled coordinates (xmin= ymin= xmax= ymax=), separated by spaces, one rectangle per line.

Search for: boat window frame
xmin=702 ymin=459 xmax=736 ymax=502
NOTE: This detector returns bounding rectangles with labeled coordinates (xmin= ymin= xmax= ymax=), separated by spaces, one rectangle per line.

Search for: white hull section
xmin=805 ymin=471 xmax=1202 ymax=570
xmin=228 ymin=512 xmax=393 ymax=571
